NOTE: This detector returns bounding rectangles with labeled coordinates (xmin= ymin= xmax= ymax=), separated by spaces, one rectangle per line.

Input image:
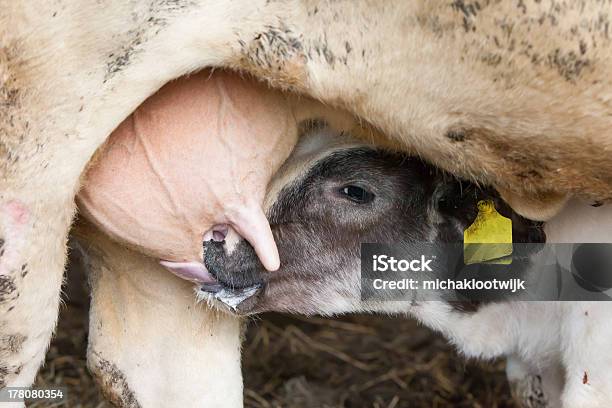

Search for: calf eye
xmin=339 ymin=185 xmax=375 ymax=204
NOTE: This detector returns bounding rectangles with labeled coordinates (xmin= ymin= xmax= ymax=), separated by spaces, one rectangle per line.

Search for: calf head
xmin=200 ymin=129 xmax=545 ymax=315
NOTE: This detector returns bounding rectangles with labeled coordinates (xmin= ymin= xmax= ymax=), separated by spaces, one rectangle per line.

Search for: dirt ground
xmin=31 ymin=253 xmax=518 ymax=408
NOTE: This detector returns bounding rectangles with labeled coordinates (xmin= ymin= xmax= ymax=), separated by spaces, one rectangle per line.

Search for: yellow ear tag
xmin=463 ymin=200 xmax=512 ymax=265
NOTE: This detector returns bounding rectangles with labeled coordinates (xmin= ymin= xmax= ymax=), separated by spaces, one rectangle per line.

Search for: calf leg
xmin=506 ymin=355 xmax=564 ymax=408
xmin=76 ymin=222 xmax=243 ymax=408
xmin=407 ymin=301 xmax=533 ymax=359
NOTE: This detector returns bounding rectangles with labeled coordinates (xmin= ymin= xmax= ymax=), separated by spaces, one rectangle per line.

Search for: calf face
xmin=200 ymin=132 xmax=545 ymax=315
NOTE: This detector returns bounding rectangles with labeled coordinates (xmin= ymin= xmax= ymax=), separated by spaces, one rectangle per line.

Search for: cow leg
xmin=0 ymin=193 xmax=72 ymax=397
xmin=0 ymin=64 xmax=100 ymax=394
xmin=75 ymin=222 xmax=243 ymax=408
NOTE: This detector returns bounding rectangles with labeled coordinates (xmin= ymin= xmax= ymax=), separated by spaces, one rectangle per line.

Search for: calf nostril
xmin=204 ymin=224 xmax=229 ymax=242
xmin=212 ymin=228 xmax=226 ymax=241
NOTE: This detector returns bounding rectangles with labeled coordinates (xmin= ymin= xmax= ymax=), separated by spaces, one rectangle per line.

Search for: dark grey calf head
xmin=200 ymin=131 xmax=545 ymax=315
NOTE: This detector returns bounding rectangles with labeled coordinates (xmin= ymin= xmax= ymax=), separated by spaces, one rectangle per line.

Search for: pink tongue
xmin=159 ymin=260 xmax=216 ymax=284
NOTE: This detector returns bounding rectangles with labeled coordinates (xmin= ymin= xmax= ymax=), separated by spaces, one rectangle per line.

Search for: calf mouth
xmin=199 ymin=240 xmax=265 ymax=313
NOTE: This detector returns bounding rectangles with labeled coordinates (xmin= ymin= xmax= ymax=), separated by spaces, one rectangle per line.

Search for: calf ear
xmin=225 ymin=200 xmax=280 ymax=271
xmin=495 ymin=187 xmax=568 ymax=221
xmin=429 ymin=179 xmax=482 ymax=241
